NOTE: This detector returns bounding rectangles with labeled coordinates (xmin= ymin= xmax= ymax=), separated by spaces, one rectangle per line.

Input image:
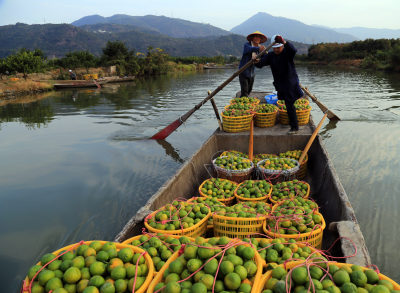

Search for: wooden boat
xmin=115 ymin=93 xmax=371 ymax=267
xmin=98 ymin=76 xmax=135 ymax=83
xmin=53 ymin=80 xmax=108 ymax=89
xmin=203 ymin=64 xmax=236 ymax=69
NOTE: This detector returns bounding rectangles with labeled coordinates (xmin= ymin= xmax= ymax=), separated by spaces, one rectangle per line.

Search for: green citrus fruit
xmin=364 ymin=270 xmax=379 ymax=284
xmin=117 ymin=248 xmax=133 ymax=263
xmin=350 ymin=270 xmax=367 ymax=287
xmin=89 ymin=275 xmax=105 ymax=288
xmin=64 ymin=267 xmax=82 ymax=284
xmin=224 ymin=272 xmax=241 ymax=290
xmin=114 ymin=279 xmax=127 ymax=293
xmin=90 ymin=262 xmax=106 ymax=276
xmin=45 ymin=277 xmax=63 ymax=292
xmin=220 ymin=260 xmax=234 ymax=275
xmin=333 ymin=270 xmax=350 ymax=286
xmin=110 ymin=266 xmax=126 ymax=280
xmin=291 ymin=267 xmax=308 ymax=285
xmin=190 ymin=282 xmax=207 ymax=293
xmin=40 ymin=253 xmax=56 ymax=265
xmin=38 ymin=269 xmax=55 ymax=286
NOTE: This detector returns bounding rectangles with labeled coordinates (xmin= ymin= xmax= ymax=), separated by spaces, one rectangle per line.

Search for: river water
xmin=1 ymin=66 xmax=400 ymax=292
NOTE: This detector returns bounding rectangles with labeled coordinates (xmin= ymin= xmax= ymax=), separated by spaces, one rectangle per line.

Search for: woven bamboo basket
xmin=221 ymin=111 xmax=254 ymax=133
xmin=279 ymin=107 xmax=311 ymax=126
xmin=254 ymin=261 xmax=400 ymax=293
xmin=263 ymin=212 xmax=326 ymax=249
xmin=255 ymin=109 xmax=278 ymax=128
xmin=213 ymin=156 xmax=254 ymax=183
xmin=22 ymin=241 xmax=154 ymax=293
xmin=257 ymin=158 xmax=300 ymax=184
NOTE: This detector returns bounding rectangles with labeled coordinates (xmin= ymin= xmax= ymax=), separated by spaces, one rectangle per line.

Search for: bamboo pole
xmin=299 ymin=112 xmax=328 ymax=164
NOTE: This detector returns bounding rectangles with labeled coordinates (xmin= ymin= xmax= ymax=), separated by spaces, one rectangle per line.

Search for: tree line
xmin=0 ymin=41 xmax=233 ymax=79
xmin=306 ymin=38 xmax=400 ymax=71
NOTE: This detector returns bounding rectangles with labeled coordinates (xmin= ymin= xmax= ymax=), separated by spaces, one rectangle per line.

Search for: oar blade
xmin=150 ymin=119 xmax=182 ymax=140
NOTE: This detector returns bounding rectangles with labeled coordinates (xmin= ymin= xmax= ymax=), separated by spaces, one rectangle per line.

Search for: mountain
xmin=333 ymin=27 xmax=400 ymax=40
xmin=72 ymin=14 xmax=231 ymax=38
xmin=0 ymin=22 xmax=309 ymax=58
xmin=0 ymin=23 xmax=105 ymax=58
xmin=231 ymin=12 xmax=357 ymax=44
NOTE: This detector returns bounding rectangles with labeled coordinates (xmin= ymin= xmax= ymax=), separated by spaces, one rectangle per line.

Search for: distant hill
xmin=231 ymin=12 xmax=357 ymax=44
xmin=333 ymin=27 xmax=400 ymax=40
xmin=72 ymin=14 xmax=231 ymax=38
xmin=0 ymin=22 xmax=309 ymax=58
xmin=0 ymin=23 xmax=105 ymax=58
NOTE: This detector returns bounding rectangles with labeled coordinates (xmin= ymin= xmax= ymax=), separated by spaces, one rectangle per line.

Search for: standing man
xmin=238 ymin=31 xmax=267 ymax=97
xmin=256 ymin=35 xmax=303 ymax=134
xmin=69 ymin=69 xmax=77 ymax=80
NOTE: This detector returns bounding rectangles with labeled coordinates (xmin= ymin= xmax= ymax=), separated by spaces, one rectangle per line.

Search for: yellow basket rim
xmin=121 ymin=233 xmax=195 ymax=245
xmin=221 ymin=111 xmax=255 ymax=119
xmin=144 ymin=206 xmax=211 ymax=235
xmin=278 ymin=107 xmax=312 ymax=114
xmin=269 ymin=181 xmax=311 ymax=204
xmin=23 ymin=241 xmax=154 ymax=293
xmin=230 ymin=98 xmax=260 ymax=104
xmin=254 ymin=108 xmax=278 ymax=115
xmin=263 ymin=212 xmax=326 ymax=238
xmin=233 ymin=180 xmax=273 ymax=202
xmin=198 ymin=178 xmax=238 ymax=202
xmin=212 ymin=207 xmax=271 ymax=222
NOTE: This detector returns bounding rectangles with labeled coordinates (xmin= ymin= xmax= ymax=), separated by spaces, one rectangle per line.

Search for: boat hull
xmin=115 ymin=121 xmax=371 ymax=266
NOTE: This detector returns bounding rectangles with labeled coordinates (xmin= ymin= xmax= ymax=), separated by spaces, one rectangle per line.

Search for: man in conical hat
xmin=238 ymin=31 xmax=267 ymax=97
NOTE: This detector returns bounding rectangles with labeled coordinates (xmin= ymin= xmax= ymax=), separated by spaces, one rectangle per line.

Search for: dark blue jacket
xmin=256 ymin=41 xmax=303 ymax=102
xmin=238 ymin=42 xmax=260 ymax=78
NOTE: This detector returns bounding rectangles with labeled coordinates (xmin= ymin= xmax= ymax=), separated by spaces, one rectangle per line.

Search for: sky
xmin=0 ymin=0 xmax=399 ymax=30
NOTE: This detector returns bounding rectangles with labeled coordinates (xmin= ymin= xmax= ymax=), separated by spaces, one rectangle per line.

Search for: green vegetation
xmin=0 ymin=41 xmax=200 ymax=79
xmin=169 ymin=55 xmax=238 ymax=65
xmin=306 ymin=38 xmax=400 ymax=71
xmin=0 ymin=48 xmax=46 ymax=78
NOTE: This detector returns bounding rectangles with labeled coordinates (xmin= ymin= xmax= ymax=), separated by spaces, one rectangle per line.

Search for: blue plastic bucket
xmin=265 ymin=94 xmax=278 ymax=105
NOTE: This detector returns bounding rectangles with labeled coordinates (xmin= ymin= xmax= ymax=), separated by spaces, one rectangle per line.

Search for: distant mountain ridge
xmin=333 ymin=27 xmax=400 ymax=40
xmin=72 ymin=14 xmax=231 ymax=38
xmin=231 ymin=12 xmax=357 ymax=43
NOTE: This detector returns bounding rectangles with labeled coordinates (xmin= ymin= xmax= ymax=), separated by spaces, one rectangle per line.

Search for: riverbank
xmin=0 ymin=62 xmax=203 ymax=99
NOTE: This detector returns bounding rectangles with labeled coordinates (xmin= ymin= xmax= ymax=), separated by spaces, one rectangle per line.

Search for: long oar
xmin=300 ymin=84 xmax=340 ymax=121
xmin=248 ymin=117 xmax=254 ymax=161
xmin=150 ymin=43 xmax=275 ymax=139
xmin=299 ymin=112 xmax=328 ymax=164
xmin=208 ymin=90 xmax=223 ymax=131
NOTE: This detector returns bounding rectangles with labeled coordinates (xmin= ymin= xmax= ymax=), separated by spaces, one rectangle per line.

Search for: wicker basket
xmin=234 ymin=180 xmax=273 ymax=202
xmin=269 ymin=181 xmax=310 ymax=204
xmin=255 ymin=109 xmax=278 ymax=128
xmin=22 ymin=241 xmax=154 ymax=293
xmin=213 ymin=210 xmax=270 ymax=239
xmin=296 ymin=154 xmax=308 ymax=179
xmin=221 ymin=111 xmax=254 ymax=133
xmin=254 ymin=238 xmax=321 ymax=268
xmin=263 ymin=212 xmax=326 ymax=249
xmin=198 ymin=178 xmax=237 ymax=206
xmin=230 ymin=97 xmax=260 ymax=105
xmin=213 ymin=156 xmax=254 ymax=183
xmin=257 ymin=158 xmax=300 ymax=184
xmin=147 ymin=240 xmax=264 ymax=293
xmin=254 ymin=261 xmax=400 ymax=293
xmin=144 ymin=204 xmax=211 ymax=238
xmin=279 ymin=107 xmax=311 ymax=126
